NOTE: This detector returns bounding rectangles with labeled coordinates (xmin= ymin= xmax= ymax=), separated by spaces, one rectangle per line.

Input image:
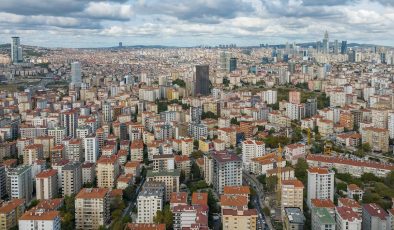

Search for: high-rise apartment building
xmin=35 ymin=169 xmax=58 ymax=200
xmin=211 ymin=151 xmax=242 ymax=194
xmin=75 ymin=188 xmax=110 ymax=230
xmin=136 ymin=186 xmax=164 ymax=224
xmin=242 ymin=140 xmax=265 ymax=172
xmin=61 ymin=109 xmax=78 ymax=138
xmin=7 ymin=165 xmax=33 ymax=203
xmin=84 ymin=135 xmax=99 ymax=163
xmin=62 ymin=162 xmax=82 ymax=196
xmin=307 ymin=167 xmax=335 ymax=208
xmin=281 ymin=179 xmax=304 ymax=217
xmin=19 ymin=210 xmax=61 ymax=230
xmin=96 ymin=155 xmax=120 ymax=189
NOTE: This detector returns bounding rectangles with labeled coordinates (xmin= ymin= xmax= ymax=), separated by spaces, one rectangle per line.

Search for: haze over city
xmin=1 ymin=0 xmax=394 ymax=47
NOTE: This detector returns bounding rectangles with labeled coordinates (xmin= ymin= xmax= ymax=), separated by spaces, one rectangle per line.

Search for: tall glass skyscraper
xmin=195 ymin=65 xmax=210 ymax=96
xmin=341 ymin=41 xmax=347 ymax=54
xmin=71 ymin=62 xmax=82 ymax=85
xmin=11 ymin=37 xmax=22 ymax=63
xmin=322 ymin=31 xmax=329 ymax=54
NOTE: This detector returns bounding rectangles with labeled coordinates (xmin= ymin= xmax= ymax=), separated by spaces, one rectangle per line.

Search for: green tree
xmin=294 ymin=158 xmax=308 ymax=184
xmin=201 ymin=111 xmax=218 ymax=120
xmin=154 ymin=205 xmax=173 ymax=230
xmin=172 ymin=79 xmax=186 ymax=88
xmin=266 ymin=176 xmax=278 ymax=192
xmin=190 ymin=161 xmax=201 ymax=180
xmin=230 ymin=117 xmax=240 ymax=125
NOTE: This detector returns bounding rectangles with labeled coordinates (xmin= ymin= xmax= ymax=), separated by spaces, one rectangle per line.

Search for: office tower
xmin=219 ymin=51 xmax=230 ymax=71
xmin=322 ymin=31 xmax=329 ymax=54
xmin=75 ymin=188 xmax=110 ymax=230
xmin=35 ymin=169 xmax=58 ymax=200
xmin=348 ymin=50 xmax=356 ymax=62
xmin=71 ymin=62 xmax=82 ymax=85
xmin=307 ymin=167 xmax=335 ymax=208
xmin=61 ymin=109 xmax=78 ymax=138
xmin=102 ymin=103 xmax=112 ymax=123
xmin=119 ymin=42 xmax=122 ymax=48
xmin=195 ymin=65 xmax=210 ymax=96
xmin=380 ymin=52 xmax=386 ymax=64
xmin=136 ymin=186 xmax=164 ymax=223
xmin=211 ymin=151 xmax=242 ymax=194
xmin=84 ymin=135 xmax=99 ymax=163
xmin=229 ymin=57 xmax=237 ymax=72
xmin=96 ymin=155 xmax=120 ymax=189
xmin=7 ymin=165 xmax=33 ymax=203
xmin=334 ymin=40 xmax=339 ymax=54
xmin=316 ymin=41 xmax=322 ymax=53
xmin=11 ymin=37 xmax=22 ymax=63
xmin=341 ymin=41 xmax=347 ymax=54
xmin=62 ymin=162 xmax=82 ymax=196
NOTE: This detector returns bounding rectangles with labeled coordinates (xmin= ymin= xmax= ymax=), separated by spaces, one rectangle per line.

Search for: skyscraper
xmin=195 ymin=65 xmax=210 ymax=96
xmin=71 ymin=62 xmax=82 ymax=85
xmin=334 ymin=40 xmax=339 ymax=54
xmin=341 ymin=41 xmax=347 ymax=54
xmin=11 ymin=37 xmax=22 ymax=63
xmin=229 ymin=57 xmax=237 ymax=72
xmin=322 ymin=31 xmax=329 ymax=54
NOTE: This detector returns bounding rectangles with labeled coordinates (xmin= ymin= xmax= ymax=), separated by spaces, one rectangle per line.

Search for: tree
xmin=154 ymin=205 xmax=173 ymax=230
xmin=294 ymin=158 xmax=308 ymax=184
xmin=385 ymin=171 xmax=394 ymax=188
xmin=266 ymin=176 xmax=278 ymax=193
xmin=59 ymin=195 xmax=76 ymax=230
xmin=172 ymin=79 xmax=186 ymax=88
xmin=190 ymin=161 xmax=201 ymax=180
xmin=230 ymin=117 xmax=239 ymax=125
xmin=191 ymin=150 xmax=204 ymax=159
xmin=202 ymin=111 xmax=218 ymax=120
xmin=361 ymin=143 xmax=371 ymax=152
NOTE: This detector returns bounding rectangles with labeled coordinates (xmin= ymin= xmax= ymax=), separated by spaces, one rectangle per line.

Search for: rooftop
xmin=284 ymin=207 xmax=305 ymax=224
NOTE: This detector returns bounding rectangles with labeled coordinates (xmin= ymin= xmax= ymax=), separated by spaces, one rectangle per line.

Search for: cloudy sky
xmin=0 ymin=0 xmax=393 ymax=48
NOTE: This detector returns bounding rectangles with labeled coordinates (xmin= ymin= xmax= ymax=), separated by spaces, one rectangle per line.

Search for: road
xmin=243 ymin=172 xmax=274 ymax=230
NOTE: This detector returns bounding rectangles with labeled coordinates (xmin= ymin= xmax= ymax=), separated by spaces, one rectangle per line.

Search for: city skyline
xmin=0 ymin=0 xmax=394 ymax=48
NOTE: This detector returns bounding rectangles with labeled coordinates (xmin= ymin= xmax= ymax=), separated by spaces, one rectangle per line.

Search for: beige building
xmin=146 ymin=170 xmax=180 ymax=201
xmin=75 ymin=188 xmax=110 ymax=230
xmin=281 ymin=179 xmax=304 ymax=217
xmin=96 ymin=155 xmax=120 ymax=189
xmin=23 ymin=144 xmax=44 ymax=165
xmin=361 ymin=127 xmax=389 ymax=152
xmin=36 ymin=169 xmax=58 ymax=200
xmin=0 ymin=199 xmax=25 ymax=230
xmin=222 ymin=209 xmax=257 ymax=230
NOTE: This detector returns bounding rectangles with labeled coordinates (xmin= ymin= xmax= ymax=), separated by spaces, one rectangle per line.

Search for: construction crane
xmin=276 ymin=144 xmax=283 ymax=204
xmin=324 ymin=141 xmax=332 ymax=155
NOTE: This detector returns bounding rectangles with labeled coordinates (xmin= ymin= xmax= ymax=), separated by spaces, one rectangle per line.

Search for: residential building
xmin=362 ymin=203 xmax=389 ymax=230
xmin=75 ymin=188 xmax=110 ymax=230
xmin=96 ymin=155 xmax=120 ymax=189
xmin=84 ymin=135 xmax=99 ymax=163
xmin=36 ymin=169 xmax=58 ymax=200
xmin=281 ymin=179 xmax=304 ymax=217
xmin=211 ymin=151 xmax=242 ymax=194
xmin=62 ymin=162 xmax=82 ymax=196
xmin=0 ymin=199 xmax=25 ymax=230
xmin=311 ymin=207 xmax=336 ymax=230
xmin=146 ymin=169 xmax=180 ymax=201
xmin=307 ymin=167 xmax=335 ymax=208
xmin=137 ymin=186 xmax=164 ymax=224
xmin=18 ymin=210 xmax=61 ymax=230
xmin=242 ymin=140 xmax=265 ymax=172
xmin=7 ymin=165 xmax=33 ymax=203
xmin=335 ymin=206 xmax=362 ymax=230
xmin=361 ymin=127 xmax=389 ymax=152
xmin=283 ymin=207 xmax=305 ymax=230
xmin=222 ymin=209 xmax=257 ymax=230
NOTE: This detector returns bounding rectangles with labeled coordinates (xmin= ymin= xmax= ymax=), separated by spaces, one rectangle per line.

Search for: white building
xmin=242 ymin=140 xmax=265 ymax=172
xmin=35 ymin=169 xmax=58 ymax=200
xmin=336 ymin=206 xmax=362 ymax=230
xmin=7 ymin=165 xmax=33 ymax=203
xmin=71 ymin=61 xmax=82 ymax=85
xmin=307 ymin=167 xmax=335 ymax=208
xmin=48 ymin=127 xmax=65 ymax=145
xmin=260 ymin=90 xmax=277 ymax=105
xmin=19 ymin=210 xmax=61 ymax=230
xmin=84 ymin=135 xmax=99 ymax=163
xmin=137 ymin=188 xmax=164 ymax=223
